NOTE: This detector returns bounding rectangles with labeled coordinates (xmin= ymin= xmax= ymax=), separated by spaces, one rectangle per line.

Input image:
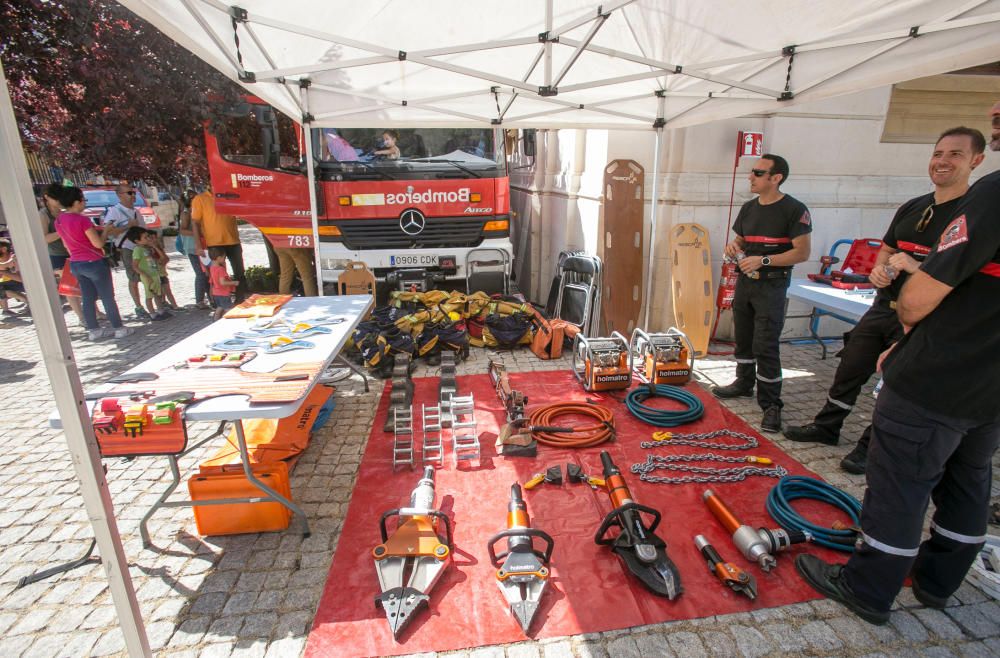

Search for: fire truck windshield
xmin=313 ymin=127 xmax=504 ymax=181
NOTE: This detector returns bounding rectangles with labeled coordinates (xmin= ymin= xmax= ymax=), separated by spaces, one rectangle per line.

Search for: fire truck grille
xmin=336 ymin=217 xmax=487 ymax=250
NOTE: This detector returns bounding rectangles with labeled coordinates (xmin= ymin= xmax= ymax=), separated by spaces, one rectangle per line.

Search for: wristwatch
xmin=761 ymin=256 xmax=772 ymax=266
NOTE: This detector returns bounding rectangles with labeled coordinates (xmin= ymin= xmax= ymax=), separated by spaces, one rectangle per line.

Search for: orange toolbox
xmin=188 ymin=462 xmax=292 ymax=536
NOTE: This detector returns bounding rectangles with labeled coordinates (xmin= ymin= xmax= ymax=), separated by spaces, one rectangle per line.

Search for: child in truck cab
xmin=208 ymin=247 xmax=239 ymax=320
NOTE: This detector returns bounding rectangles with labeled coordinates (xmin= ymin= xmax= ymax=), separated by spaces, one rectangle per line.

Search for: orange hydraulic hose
xmin=527 ymin=402 xmax=615 ymax=449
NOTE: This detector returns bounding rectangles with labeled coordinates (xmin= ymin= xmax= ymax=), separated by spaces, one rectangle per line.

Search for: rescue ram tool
xmin=693 ymin=534 xmax=758 ymax=601
xmin=372 ymin=467 xmax=452 ymax=639
xmin=487 ymin=484 xmax=555 ymax=633
xmin=703 ymin=488 xmax=805 ymax=572
xmin=594 ymin=451 xmax=683 ymax=599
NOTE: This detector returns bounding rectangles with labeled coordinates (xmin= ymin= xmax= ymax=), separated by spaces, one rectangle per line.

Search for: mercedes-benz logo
xmin=399 ymin=208 xmax=426 ymax=235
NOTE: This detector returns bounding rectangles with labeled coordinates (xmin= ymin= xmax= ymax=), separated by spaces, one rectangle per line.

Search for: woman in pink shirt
xmin=52 ymin=185 xmax=133 ymax=340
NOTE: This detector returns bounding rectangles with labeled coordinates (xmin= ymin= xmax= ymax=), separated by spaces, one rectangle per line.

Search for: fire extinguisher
xmin=716 ymin=255 xmax=740 ymax=311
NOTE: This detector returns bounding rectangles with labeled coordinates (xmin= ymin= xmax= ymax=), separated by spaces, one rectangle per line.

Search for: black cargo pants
xmin=812 ymin=301 xmax=903 ymax=437
xmin=732 ymin=273 xmax=789 ymax=410
xmin=843 ymin=385 xmax=1000 ymax=612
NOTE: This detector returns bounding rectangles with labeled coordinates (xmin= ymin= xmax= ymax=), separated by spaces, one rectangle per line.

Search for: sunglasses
xmin=121 ymin=190 xmax=136 ymax=196
xmin=916 ymin=204 xmax=933 ymax=232
xmin=750 ymin=168 xmax=770 ymax=177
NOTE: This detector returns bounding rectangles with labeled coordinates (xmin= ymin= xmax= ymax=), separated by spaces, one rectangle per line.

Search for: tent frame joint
xmin=538 ymin=85 xmax=558 ymax=97
xmin=782 ymin=45 xmax=797 ymax=56
xmin=229 ymin=5 xmax=248 ymax=23
xmin=298 ymin=78 xmax=312 ymax=89
xmin=909 ymin=26 xmax=921 ymax=37
xmin=652 ymin=117 xmax=666 ymax=128
xmin=491 ymin=118 xmax=502 ymax=125
xmin=779 ymin=91 xmax=794 ymax=101
xmin=302 ymin=112 xmax=315 ymax=123
xmin=538 ymin=31 xmax=559 ymax=44
xmin=398 ymin=50 xmax=407 ymax=61
xmin=238 ymin=70 xmax=256 ymax=83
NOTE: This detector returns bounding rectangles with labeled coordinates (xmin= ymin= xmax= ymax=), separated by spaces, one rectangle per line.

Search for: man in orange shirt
xmin=190 ymin=185 xmax=246 ymax=302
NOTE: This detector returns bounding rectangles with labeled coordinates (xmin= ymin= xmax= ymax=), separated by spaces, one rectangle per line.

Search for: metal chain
xmin=639 ymin=429 xmax=759 ymax=451
xmin=630 ymin=453 xmax=788 ymax=485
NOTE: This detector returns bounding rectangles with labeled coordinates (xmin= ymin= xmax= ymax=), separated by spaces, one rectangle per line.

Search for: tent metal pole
xmin=544 ymin=0 xmax=553 ymax=86
xmin=0 ymin=62 xmax=150 ymax=657
xmin=642 ymin=92 xmax=667 ymax=330
xmin=300 ymin=82 xmax=324 ymax=293
xmin=180 ymin=0 xmax=244 ymax=74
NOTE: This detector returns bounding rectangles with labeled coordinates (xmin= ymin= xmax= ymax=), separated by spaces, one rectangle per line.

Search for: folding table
xmin=786 ymin=279 xmax=875 ymax=359
xmin=51 ymin=295 xmax=373 ymax=547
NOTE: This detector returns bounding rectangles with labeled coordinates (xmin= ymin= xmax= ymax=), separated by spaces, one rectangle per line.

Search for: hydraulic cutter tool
xmin=594 ymin=451 xmax=683 ymax=599
xmin=372 ymin=467 xmax=453 ymax=639
xmin=702 ymin=488 xmax=805 ymax=572
xmin=572 ymin=332 xmax=633 ymax=392
xmin=693 ymin=534 xmax=758 ymax=600
xmin=487 ymin=484 xmax=555 ymax=633
xmin=629 ymin=327 xmax=695 ymax=385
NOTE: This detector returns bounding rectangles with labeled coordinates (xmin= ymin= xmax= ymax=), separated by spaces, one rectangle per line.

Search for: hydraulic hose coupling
xmin=702 ymin=488 xmax=805 ymax=572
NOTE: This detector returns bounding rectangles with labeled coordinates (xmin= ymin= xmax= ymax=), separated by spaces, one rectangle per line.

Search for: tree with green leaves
xmin=1 ymin=0 xmax=241 ymax=185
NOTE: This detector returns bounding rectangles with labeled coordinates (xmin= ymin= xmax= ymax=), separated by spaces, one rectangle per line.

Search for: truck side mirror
xmin=522 ymin=129 xmax=537 ymax=158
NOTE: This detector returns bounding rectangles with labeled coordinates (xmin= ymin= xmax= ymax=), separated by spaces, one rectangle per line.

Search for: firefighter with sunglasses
xmin=713 ymin=154 xmax=812 ymax=434
xmin=784 ymin=127 xmax=987 ymax=474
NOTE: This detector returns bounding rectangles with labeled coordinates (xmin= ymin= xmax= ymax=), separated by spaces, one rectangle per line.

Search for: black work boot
xmin=911 ymin=578 xmax=950 ymax=609
xmin=795 ymin=555 xmax=890 ymax=625
xmin=761 ymin=406 xmax=782 ymax=433
xmin=784 ymin=423 xmax=838 ymax=445
xmin=712 ymin=382 xmax=754 ymax=399
xmin=840 ymin=428 xmax=871 ymax=475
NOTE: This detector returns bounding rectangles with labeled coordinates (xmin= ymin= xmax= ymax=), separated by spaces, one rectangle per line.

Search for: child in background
xmin=208 ymin=246 xmax=238 ymax=320
xmin=149 ymin=233 xmax=180 ymax=310
xmin=0 ymin=238 xmax=29 ymax=318
xmin=129 ymin=228 xmax=171 ymax=321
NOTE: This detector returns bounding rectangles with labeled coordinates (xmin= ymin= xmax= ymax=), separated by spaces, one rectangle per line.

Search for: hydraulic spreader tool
xmin=573 ymin=332 xmax=633 ymax=392
xmin=372 ymin=467 xmax=452 ymax=639
xmin=693 ymin=534 xmax=758 ymax=600
xmin=487 ymin=484 xmax=555 ymax=633
xmin=702 ymin=488 xmax=805 ymax=572
xmin=594 ymin=451 xmax=683 ymax=599
xmin=629 ymin=327 xmax=694 ymax=385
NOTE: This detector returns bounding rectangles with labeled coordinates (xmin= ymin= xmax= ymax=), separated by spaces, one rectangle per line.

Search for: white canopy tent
xmin=1 ymin=2 xmax=999 ymax=656
xmin=119 ymin=0 xmax=1000 ymax=130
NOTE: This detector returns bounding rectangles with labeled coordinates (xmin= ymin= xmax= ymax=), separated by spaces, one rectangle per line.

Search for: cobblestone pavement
xmin=0 ymin=226 xmax=998 ymax=657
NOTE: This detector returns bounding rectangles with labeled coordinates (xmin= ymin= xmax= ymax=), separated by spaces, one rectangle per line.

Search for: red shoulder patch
xmin=799 ymin=211 xmax=811 ymax=226
xmin=936 ymin=215 xmax=968 ymax=252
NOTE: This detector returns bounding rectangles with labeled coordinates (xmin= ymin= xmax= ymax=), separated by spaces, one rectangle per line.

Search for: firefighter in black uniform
xmin=796 ymin=99 xmax=1000 ymax=625
xmin=713 ymin=154 xmax=812 ymax=433
xmin=784 ymin=127 xmax=987 ymax=475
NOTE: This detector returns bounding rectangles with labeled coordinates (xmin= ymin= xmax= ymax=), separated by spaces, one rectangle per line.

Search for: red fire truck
xmin=206 ymin=100 xmax=512 ymax=289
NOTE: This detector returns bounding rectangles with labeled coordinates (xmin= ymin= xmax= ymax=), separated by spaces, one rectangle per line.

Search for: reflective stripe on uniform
xmin=756 ymin=373 xmax=782 ymax=383
xmin=931 ymin=522 xmax=988 ymax=544
xmin=862 ymin=532 xmax=919 ymax=557
xmin=827 ymin=396 xmax=853 ymax=412
xmin=735 ymin=358 xmax=755 ymax=364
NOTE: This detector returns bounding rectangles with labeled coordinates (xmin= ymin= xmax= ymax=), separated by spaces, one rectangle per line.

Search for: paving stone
xmin=945 ymin=605 xmax=997 ymax=640
xmin=633 ymin=633 xmax=674 ymax=657
xmin=916 ymin=647 xmax=960 ymax=658
xmin=9 ymin=607 xmax=55 ymax=635
xmin=200 ymin=643 xmax=235 ymax=658
xmin=506 ymin=643 xmax=541 ymax=658
xmin=914 ymin=607 xmax=967 ymax=641
xmin=891 ymin=609 xmax=932 ymax=643
xmin=469 ymin=647 xmax=505 ymax=658
xmin=190 ymin=591 xmax=228 ymax=615
xmin=957 ymin=640 xmax=1000 ymax=658
xmin=729 ymin=624 xmax=773 ymax=657
xmin=572 ymin=640 xmax=608 ymax=658
xmin=170 ymin=616 xmax=210 ymax=646
xmin=91 ymin=628 xmax=126 ymax=656
xmin=264 ymin=637 xmax=306 ymax=658
xmin=664 ymin=630 xmax=708 ymax=658
xmin=801 ymin=620 xmax=844 ymax=652
xmin=230 ymin=640 xmax=268 ymax=658
xmin=605 ymin=636 xmax=641 ymax=658
xmin=826 ymin=615 xmax=875 ymax=648
xmin=701 ymin=630 xmax=739 ymax=658
xmin=206 ymin=616 xmax=245 ymax=643
xmin=761 ymin=622 xmax=807 ymax=653
xmin=242 ymin=612 xmax=279 ymax=638
xmin=223 ymin=590 xmax=259 ymax=615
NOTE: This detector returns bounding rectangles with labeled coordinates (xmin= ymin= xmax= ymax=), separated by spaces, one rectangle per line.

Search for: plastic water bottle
xmin=873 ymin=377 xmax=884 ymax=399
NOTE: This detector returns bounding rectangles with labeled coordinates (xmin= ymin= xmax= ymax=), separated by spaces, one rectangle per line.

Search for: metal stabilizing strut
xmin=487 ymin=484 xmax=555 ymax=633
xmin=703 ymin=488 xmax=805 ymax=572
xmin=594 ymin=451 xmax=682 ymax=599
xmin=694 ymin=534 xmax=758 ymax=600
xmin=372 ymin=467 xmax=453 ymax=639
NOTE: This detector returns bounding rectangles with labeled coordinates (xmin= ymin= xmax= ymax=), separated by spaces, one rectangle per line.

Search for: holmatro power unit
xmin=629 ymin=327 xmax=694 ymax=385
xmin=573 ymin=332 xmax=632 ymax=392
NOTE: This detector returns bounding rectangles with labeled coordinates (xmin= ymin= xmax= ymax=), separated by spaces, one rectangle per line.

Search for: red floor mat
xmin=306 ymin=371 xmax=850 ymax=658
